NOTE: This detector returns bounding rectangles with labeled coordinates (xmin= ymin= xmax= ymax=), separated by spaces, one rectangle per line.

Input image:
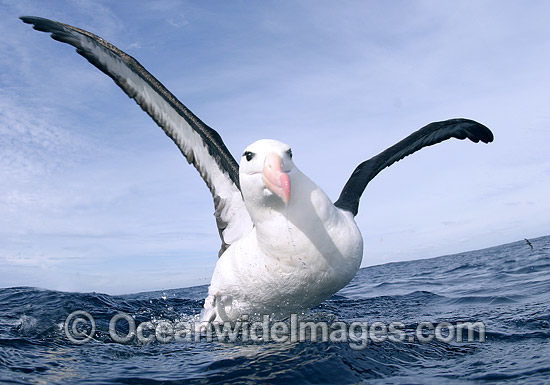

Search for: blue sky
xmin=1 ymin=1 xmax=549 ymax=294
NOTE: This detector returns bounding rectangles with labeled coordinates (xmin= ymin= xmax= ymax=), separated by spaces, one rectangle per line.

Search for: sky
xmin=1 ymin=0 xmax=549 ymax=294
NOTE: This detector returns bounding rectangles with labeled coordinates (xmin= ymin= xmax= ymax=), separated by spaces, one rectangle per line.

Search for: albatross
xmin=21 ymin=16 xmax=494 ymax=322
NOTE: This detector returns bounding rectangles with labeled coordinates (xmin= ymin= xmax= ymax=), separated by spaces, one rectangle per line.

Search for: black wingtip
xmin=434 ymin=118 xmax=494 ymax=144
xmin=21 ymin=16 xmax=66 ymax=36
xmin=20 ymin=16 xmax=50 ymax=27
xmin=460 ymin=118 xmax=494 ymax=144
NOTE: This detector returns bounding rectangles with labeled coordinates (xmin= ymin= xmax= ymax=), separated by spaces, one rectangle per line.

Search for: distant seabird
xmin=525 ymin=238 xmax=534 ymax=249
xmin=21 ymin=17 xmax=494 ymax=322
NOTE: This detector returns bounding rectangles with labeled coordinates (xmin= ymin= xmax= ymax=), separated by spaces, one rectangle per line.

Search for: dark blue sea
xmin=1 ymin=236 xmax=549 ymax=384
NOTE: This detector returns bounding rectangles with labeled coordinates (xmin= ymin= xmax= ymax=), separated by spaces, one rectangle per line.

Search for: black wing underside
xmin=334 ymin=118 xmax=494 ymax=216
xmin=21 ymin=16 xmax=253 ymax=255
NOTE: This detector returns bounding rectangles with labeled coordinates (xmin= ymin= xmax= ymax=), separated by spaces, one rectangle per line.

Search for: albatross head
xmin=239 ymin=139 xmax=295 ymax=211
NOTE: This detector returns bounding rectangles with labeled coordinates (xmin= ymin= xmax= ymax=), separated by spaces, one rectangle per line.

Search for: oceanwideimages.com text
xmin=64 ymin=311 xmax=486 ymax=350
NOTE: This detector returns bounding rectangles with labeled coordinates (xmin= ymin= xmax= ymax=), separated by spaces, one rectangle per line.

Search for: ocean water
xmin=1 ymin=236 xmax=549 ymax=384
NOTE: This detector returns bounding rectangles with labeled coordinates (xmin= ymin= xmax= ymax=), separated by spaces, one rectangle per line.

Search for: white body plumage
xmin=202 ymin=140 xmax=363 ymax=322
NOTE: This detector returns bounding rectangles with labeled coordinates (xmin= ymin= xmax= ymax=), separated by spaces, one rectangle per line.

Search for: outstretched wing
xmin=334 ymin=118 xmax=493 ymax=216
xmin=21 ymin=16 xmax=252 ymax=256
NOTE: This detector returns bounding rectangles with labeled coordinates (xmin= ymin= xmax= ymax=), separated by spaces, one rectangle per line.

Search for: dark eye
xmin=243 ymin=151 xmax=255 ymax=161
xmin=286 ymin=149 xmax=292 ymax=159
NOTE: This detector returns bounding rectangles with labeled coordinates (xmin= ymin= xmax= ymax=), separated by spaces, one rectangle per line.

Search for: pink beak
xmin=262 ymin=152 xmax=291 ymax=204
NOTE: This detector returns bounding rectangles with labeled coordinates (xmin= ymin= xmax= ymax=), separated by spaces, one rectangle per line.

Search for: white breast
xmin=207 ymin=177 xmax=363 ymax=321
